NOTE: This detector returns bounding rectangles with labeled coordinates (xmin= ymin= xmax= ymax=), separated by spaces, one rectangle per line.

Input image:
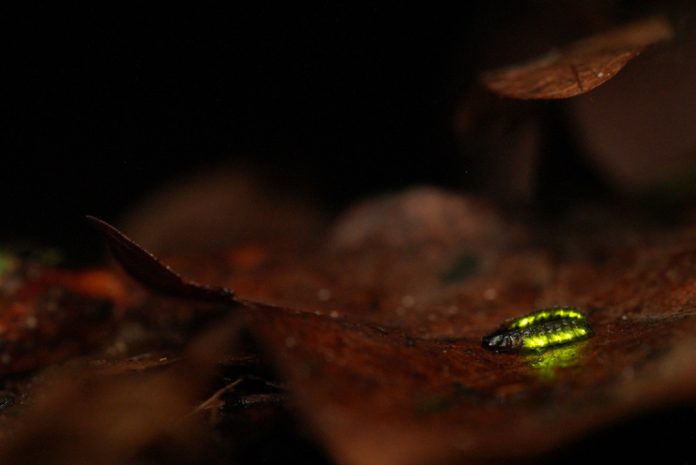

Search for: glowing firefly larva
xmin=482 ymin=307 xmax=593 ymax=353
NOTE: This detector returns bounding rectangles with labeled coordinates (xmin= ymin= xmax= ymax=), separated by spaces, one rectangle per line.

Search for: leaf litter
xmin=2 ymin=188 xmax=696 ymax=463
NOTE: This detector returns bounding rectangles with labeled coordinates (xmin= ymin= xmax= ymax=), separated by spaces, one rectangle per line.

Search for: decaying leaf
xmin=481 ymin=15 xmax=673 ymax=99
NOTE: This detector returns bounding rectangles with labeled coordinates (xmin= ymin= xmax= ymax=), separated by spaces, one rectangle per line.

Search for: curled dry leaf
xmin=83 ymin=189 xmax=696 ymax=464
xmin=87 ymin=216 xmax=235 ymax=304
xmin=481 ymin=15 xmax=673 ymax=99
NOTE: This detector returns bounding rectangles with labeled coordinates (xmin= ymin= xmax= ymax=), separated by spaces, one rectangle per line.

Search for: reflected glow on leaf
xmin=527 ymin=342 xmax=587 ymax=381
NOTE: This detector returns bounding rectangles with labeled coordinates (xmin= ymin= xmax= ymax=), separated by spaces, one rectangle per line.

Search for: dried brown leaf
xmin=481 ymin=15 xmax=673 ymax=99
xmin=87 ymin=215 xmax=235 ymax=304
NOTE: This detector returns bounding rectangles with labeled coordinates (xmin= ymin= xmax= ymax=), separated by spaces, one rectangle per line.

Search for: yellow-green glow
xmin=483 ymin=305 xmax=592 ymax=354
xmin=508 ymin=307 xmax=585 ymax=330
xmin=527 ymin=343 xmax=584 ymax=381
xmin=0 ymin=248 xmax=18 ymax=278
xmin=523 ymin=334 xmax=553 ymax=349
xmin=521 ymin=327 xmax=583 ymax=350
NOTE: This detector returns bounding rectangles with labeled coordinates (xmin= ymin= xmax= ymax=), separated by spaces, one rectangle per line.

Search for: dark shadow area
xmin=541 ymin=404 xmax=696 ymax=464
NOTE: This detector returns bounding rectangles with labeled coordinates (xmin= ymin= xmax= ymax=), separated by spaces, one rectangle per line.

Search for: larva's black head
xmin=482 ymin=331 xmax=517 ymax=353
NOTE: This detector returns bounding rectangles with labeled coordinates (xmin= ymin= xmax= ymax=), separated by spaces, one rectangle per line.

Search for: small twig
xmin=191 ymin=379 xmax=242 ymax=415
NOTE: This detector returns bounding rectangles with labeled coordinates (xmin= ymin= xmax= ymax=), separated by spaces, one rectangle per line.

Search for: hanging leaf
xmin=481 ymin=15 xmax=673 ymax=99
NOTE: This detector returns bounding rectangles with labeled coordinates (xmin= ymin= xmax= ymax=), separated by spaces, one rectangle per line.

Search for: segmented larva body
xmin=482 ymin=307 xmax=593 ymax=353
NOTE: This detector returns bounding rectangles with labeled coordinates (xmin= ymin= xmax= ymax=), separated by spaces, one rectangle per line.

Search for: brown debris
xmin=0 ymin=312 xmax=244 ymax=465
xmin=0 ymin=264 xmax=126 ymax=375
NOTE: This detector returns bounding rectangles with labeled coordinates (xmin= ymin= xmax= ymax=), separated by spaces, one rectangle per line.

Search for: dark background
xmin=4 ymin=4 xmax=696 ymax=463
xmin=3 ymin=2 xmax=657 ymax=260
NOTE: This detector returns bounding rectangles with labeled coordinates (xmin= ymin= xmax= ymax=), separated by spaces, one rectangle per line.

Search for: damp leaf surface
xmin=87 ymin=190 xmax=696 ymax=464
xmin=4 ymin=190 xmax=696 ymax=464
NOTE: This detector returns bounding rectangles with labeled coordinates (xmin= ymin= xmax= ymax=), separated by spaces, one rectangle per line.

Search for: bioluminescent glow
xmin=482 ymin=307 xmax=593 ymax=354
